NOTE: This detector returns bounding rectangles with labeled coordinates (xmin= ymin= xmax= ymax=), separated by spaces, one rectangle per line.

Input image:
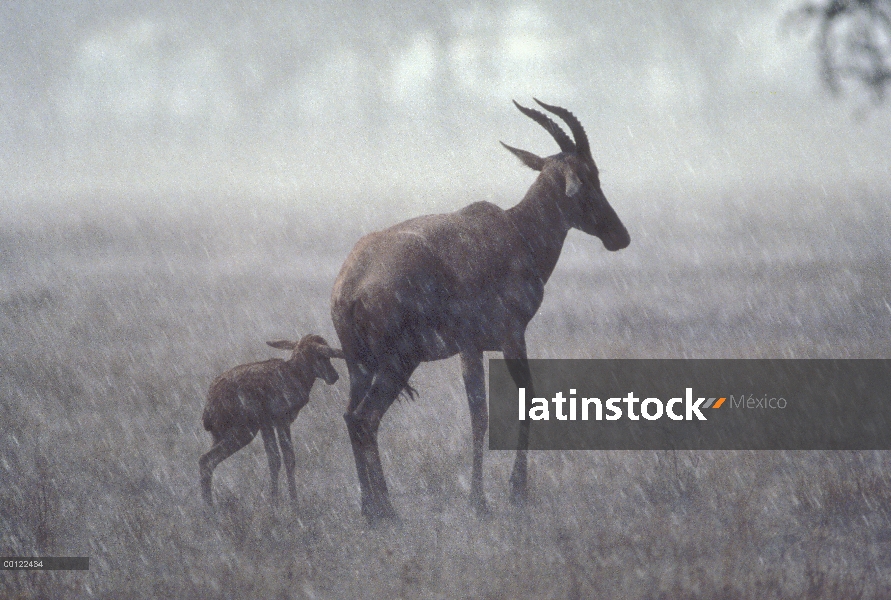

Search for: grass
xmin=1 ymin=186 xmax=890 ymax=598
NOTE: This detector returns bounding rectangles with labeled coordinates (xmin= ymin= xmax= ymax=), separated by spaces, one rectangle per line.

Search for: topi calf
xmin=199 ymin=334 xmax=344 ymax=506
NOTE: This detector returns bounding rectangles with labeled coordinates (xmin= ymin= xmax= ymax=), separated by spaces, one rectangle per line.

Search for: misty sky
xmin=1 ymin=0 xmax=889 ymax=210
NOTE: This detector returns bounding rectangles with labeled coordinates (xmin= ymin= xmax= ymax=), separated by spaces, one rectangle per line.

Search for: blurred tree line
xmin=789 ymin=0 xmax=891 ymax=102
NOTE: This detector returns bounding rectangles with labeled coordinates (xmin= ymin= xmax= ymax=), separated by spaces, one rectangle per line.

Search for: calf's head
xmin=267 ymin=334 xmax=344 ymax=384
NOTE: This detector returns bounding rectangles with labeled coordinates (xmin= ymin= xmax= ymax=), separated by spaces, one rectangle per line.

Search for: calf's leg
xmin=276 ymin=424 xmax=298 ymax=502
xmin=260 ymin=425 xmax=282 ymax=503
xmin=199 ymin=427 xmax=256 ymax=506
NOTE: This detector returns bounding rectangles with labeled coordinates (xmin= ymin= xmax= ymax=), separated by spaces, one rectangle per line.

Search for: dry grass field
xmin=2 ymin=184 xmax=890 ymax=598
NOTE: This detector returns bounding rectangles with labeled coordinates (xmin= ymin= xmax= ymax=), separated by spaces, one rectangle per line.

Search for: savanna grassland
xmin=2 ymin=185 xmax=891 ymax=599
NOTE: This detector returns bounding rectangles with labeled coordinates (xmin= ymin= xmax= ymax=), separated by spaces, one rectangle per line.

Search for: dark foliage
xmin=789 ymin=0 xmax=891 ymax=102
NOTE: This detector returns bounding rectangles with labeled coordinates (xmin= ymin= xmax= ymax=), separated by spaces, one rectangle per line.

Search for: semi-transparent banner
xmin=488 ymin=360 xmax=891 ymax=450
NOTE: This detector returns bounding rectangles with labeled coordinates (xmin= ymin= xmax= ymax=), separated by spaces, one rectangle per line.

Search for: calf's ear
xmin=267 ymin=340 xmax=297 ymax=350
xmin=311 ymin=343 xmax=345 ymax=359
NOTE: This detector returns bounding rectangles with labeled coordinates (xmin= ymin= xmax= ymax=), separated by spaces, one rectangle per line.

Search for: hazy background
xmin=3 ymin=2 xmax=891 ymax=598
xmin=2 ymin=0 xmax=889 ymax=210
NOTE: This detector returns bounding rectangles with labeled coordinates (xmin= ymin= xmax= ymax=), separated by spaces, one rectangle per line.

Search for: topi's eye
xmin=565 ymin=171 xmax=583 ymax=198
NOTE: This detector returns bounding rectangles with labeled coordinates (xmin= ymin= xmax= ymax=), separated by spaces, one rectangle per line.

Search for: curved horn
xmin=512 ymin=100 xmax=575 ymax=154
xmin=533 ymin=98 xmax=591 ymax=159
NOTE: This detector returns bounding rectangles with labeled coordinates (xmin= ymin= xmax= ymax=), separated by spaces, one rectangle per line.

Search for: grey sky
xmin=1 ymin=0 xmax=888 ymax=210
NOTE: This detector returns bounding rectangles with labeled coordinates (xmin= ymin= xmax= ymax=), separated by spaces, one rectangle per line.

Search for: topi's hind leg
xmin=199 ymin=427 xmax=256 ymax=506
xmin=345 ymin=366 xmax=411 ymax=520
xmin=343 ymin=361 xmax=374 ymax=514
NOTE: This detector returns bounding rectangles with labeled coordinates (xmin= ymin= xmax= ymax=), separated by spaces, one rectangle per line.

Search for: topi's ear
xmin=500 ymin=142 xmax=545 ymax=171
xmin=564 ymin=170 xmax=583 ymax=198
xmin=267 ymin=340 xmax=297 ymax=350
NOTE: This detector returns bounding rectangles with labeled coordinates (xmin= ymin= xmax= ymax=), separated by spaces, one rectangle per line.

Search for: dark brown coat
xmin=331 ymin=100 xmax=630 ymax=519
xmin=199 ymin=334 xmax=343 ymax=506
